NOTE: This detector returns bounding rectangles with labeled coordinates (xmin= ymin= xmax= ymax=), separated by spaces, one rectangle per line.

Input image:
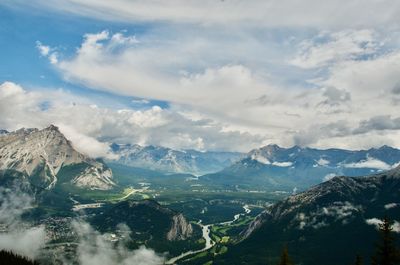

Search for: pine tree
xmin=354 ymin=254 xmax=363 ymax=265
xmin=371 ymin=216 xmax=399 ymax=265
xmin=278 ymin=246 xmax=293 ymax=265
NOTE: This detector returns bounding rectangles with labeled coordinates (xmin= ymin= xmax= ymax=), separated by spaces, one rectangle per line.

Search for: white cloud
xmin=384 ymin=203 xmax=399 ymax=210
xmin=0 ymin=188 xmax=46 ymax=259
xmin=7 ymin=0 xmax=400 ymax=29
xmin=344 ymin=156 xmax=393 ymax=171
xmin=0 ymin=81 xmax=264 ymax=152
xmin=323 ymin=173 xmax=336 ymax=182
xmin=366 ymin=218 xmax=400 ymax=233
xmin=36 ymin=41 xmax=58 ymax=64
xmin=72 ymin=221 xmax=164 ymax=265
xmin=36 ymin=41 xmax=50 ymax=56
xmin=272 ymin=161 xmax=293 ymax=167
xmin=57 ymin=124 xmax=118 ymax=159
xmin=290 ymin=29 xmax=380 ymax=69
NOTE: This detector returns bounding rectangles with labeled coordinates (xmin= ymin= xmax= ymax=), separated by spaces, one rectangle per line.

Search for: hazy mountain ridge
xmin=203 ymin=144 xmax=400 ymax=190
xmin=0 ymin=125 xmax=115 ymax=190
xmin=110 ymin=143 xmax=243 ymax=175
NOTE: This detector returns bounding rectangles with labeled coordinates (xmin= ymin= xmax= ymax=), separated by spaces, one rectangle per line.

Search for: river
xmin=166 ymin=204 xmax=251 ymax=264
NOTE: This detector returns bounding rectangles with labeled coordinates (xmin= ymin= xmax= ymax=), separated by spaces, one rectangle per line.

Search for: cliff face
xmin=167 ymin=213 xmax=193 ymax=241
xmin=0 ymin=125 xmax=115 ymax=190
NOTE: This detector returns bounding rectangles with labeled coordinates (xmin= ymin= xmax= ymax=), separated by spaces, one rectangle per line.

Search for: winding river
xmin=166 ymin=205 xmax=251 ymax=264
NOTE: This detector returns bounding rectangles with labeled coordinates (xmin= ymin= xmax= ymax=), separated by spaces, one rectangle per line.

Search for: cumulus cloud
xmin=36 ymin=41 xmax=58 ymax=64
xmin=31 ymin=28 xmax=400 ymax=151
xmin=0 ymin=188 xmax=46 ymax=259
xmin=0 ymin=81 xmax=264 ymax=152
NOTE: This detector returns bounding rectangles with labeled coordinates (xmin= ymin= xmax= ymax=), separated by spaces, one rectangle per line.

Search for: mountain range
xmin=109 ymin=143 xmax=243 ymax=175
xmin=215 ymin=165 xmax=400 ymax=265
xmin=202 ymin=144 xmax=400 ymax=191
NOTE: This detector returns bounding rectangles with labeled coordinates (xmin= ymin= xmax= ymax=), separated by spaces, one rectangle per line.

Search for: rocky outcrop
xmin=167 ymin=213 xmax=193 ymax=241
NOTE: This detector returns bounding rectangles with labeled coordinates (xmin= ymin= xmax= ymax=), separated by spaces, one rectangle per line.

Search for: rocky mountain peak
xmin=0 ymin=125 xmax=115 ymax=190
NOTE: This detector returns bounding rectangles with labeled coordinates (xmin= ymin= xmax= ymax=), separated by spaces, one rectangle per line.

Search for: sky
xmin=1 ymin=0 xmax=400 ymax=157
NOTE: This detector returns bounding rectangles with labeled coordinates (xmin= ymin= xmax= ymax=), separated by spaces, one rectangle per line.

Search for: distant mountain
xmin=0 ymin=125 xmax=115 ymax=190
xmin=109 ymin=143 xmax=243 ymax=175
xmin=216 ymin=166 xmax=400 ymax=265
xmin=202 ymin=144 xmax=400 ymax=191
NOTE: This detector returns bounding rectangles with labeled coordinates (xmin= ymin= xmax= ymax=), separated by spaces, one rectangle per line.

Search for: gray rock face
xmin=0 ymin=125 xmax=115 ymax=190
xmin=167 ymin=213 xmax=193 ymax=241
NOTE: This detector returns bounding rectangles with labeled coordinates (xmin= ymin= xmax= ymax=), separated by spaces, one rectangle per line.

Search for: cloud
xmin=290 ymin=29 xmax=380 ymax=69
xmin=354 ymin=115 xmax=400 ymax=134
xmin=36 ymin=41 xmax=50 ymax=56
xmin=36 ymin=41 xmax=58 ymax=64
xmin=343 ymin=156 xmax=394 ymax=171
xmin=0 ymin=188 xmax=46 ymax=259
xmin=0 ymin=81 xmax=265 ymax=152
xmin=323 ymin=173 xmax=336 ymax=182
xmin=57 ymin=124 xmax=118 ymax=159
xmin=72 ymin=221 xmax=164 ymax=265
xmin=384 ymin=203 xmax=399 ymax=210
xmin=366 ymin=218 xmax=400 ymax=233
xmin=6 ymin=0 xmax=400 ymax=29
xmin=40 ymin=29 xmax=400 ymax=150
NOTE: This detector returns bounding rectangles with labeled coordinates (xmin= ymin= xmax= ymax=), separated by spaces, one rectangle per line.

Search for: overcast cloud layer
xmin=1 ymin=1 xmax=400 ymax=155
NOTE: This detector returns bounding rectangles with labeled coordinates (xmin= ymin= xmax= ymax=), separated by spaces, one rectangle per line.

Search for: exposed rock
xmin=0 ymin=125 xmax=115 ymax=190
xmin=167 ymin=213 xmax=193 ymax=241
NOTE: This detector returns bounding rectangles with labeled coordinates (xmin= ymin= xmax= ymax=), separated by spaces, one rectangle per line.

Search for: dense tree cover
xmin=0 ymin=250 xmax=39 ymax=265
xmin=278 ymin=246 xmax=293 ymax=265
xmin=371 ymin=216 xmax=400 ymax=265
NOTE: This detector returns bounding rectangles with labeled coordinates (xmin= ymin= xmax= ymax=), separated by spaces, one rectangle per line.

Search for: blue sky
xmin=1 ymin=1 xmax=400 ymax=156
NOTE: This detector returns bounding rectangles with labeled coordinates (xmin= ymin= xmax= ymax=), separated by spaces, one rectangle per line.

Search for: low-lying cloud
xmin=0 ymin=187 xmax=46 ymax=259
xmin=0 ymin=187 xmax=164 ymax=264
xmin=72 ymin=221 xmax=164 ymax=265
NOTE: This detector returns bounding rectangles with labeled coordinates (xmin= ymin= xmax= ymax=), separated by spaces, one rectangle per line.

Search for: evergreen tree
xmin=354 ymin=254 xmax=363 ymax=265
xmin=278 ymin=246 xmax=293 ymax=265
xmin=371 ymin=216 xmax=399 ymax=265
xmin=0 ymin=250 xmax=39 ymax=265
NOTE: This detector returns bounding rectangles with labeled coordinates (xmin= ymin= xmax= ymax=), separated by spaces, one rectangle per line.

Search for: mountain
xmin=109 ymin=143 xmax=243 ymax=175
xmin=89 ymin=199 xmax=202 ymax=256
xmin=202 ymin=144 xmax=400 ymax=191
xmin=0 ymin=125 xmax=115 ymax=190
xmin=215 ymin=166 xmax=400 ymax=265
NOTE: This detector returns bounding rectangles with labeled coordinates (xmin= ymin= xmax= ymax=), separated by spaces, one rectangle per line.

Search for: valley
xmin=0 ymin=126 xmax=399 ymax=265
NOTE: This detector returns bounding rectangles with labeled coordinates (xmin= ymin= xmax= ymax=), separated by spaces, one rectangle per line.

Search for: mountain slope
xmin=0 ymin=125 xmax=115 ymax=190
xmin=216 ymin=166 xmax=400 ymax=265
xmin=89 ymin=199 xmax=203 ymax=256
xmin=202 ymin=144 xmax=400 ymax=191
xmin=110 ymin=143 xmax=242 ymax=175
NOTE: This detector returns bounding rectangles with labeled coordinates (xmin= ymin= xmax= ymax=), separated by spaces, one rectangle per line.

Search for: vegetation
xmin=278 ymin=246 xmax=293 ymax=265
xmin=371 ymin=216 xmax=400 ymax=265
xmin=0 ymin=250 xmax=39 ymax=265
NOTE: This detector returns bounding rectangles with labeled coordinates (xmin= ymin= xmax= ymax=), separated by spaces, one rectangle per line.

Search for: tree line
xmin=278 ymin=216 xmax=400 ymax=265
